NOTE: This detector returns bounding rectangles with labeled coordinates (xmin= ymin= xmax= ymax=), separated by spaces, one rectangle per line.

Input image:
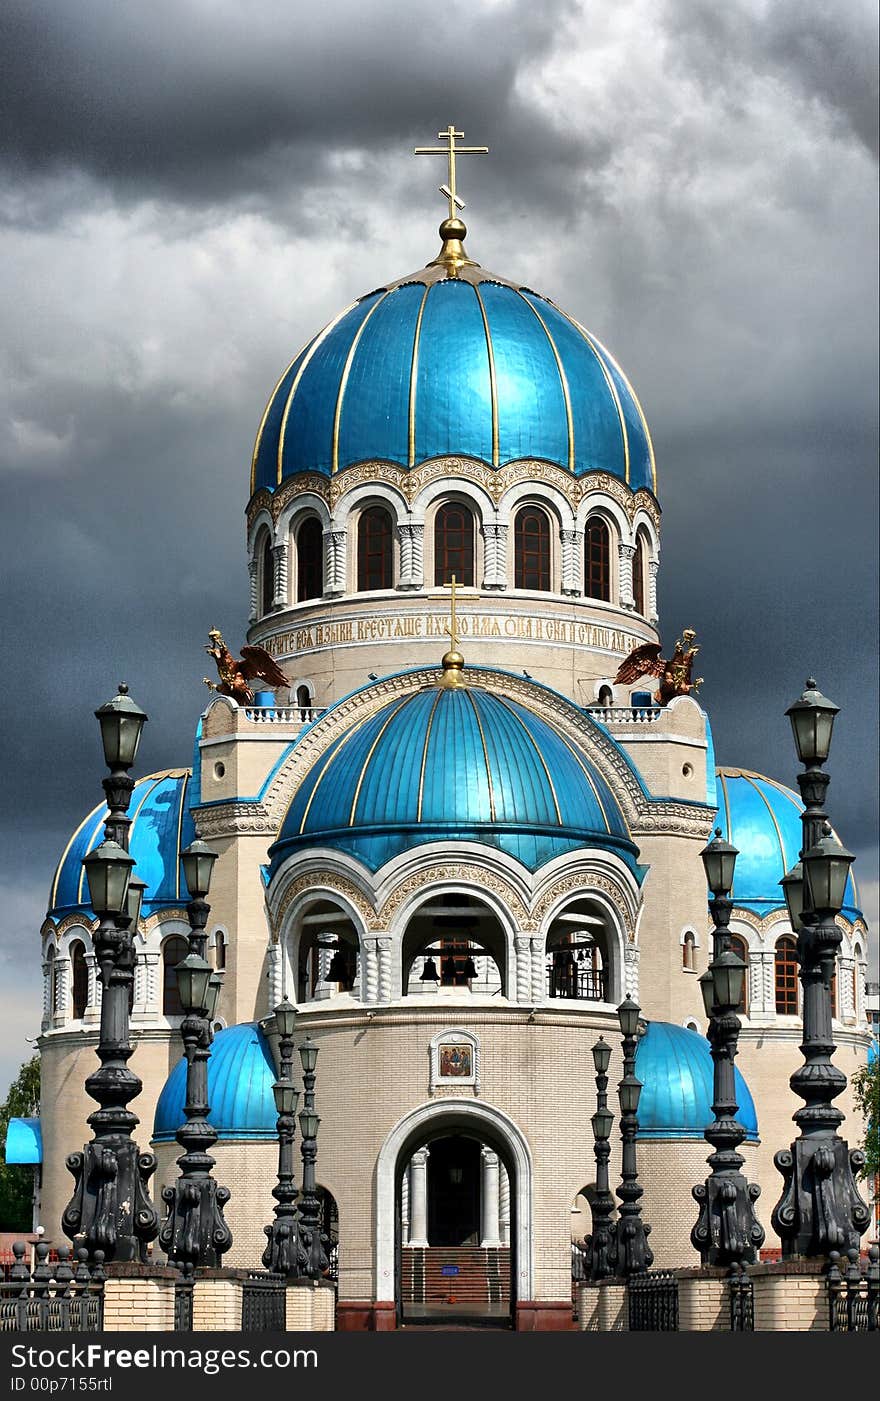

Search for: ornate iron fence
xmin=174 ymin=1272 xmax=194 ymax=1332
xmin=728 ymin=1264 xmax=754 ymax=1331
xmin=0 ymin=1243 xmax=104 ymax=1332
xmin=241 ymin=1272 xmax=286 ymax=1331
xmin=571 ymin=1241 xmax=588 ymax=1283
xmin=627 ymin=1271 xmax=679 ymax=1331
xmin=327 ymin=1242 xmax=339 ymax=1284
xmin=827 ymin=1247 xmax=879 ymax=1332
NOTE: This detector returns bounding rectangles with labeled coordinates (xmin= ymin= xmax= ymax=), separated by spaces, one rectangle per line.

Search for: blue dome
xmin=250 ymin=265 xmax=656 ymax=494
xmin=714 ymin=768 xmax=860 ymax=922
xmin=270 ymin=681 xmax=639 ymax=876
xmin=50 ymin=770 xmax=196 ymax=921
xmin=635 ymin=1022 xmax=758 ymax=1141
xmin=153 ymin=1023 xmax=277 ymax=1143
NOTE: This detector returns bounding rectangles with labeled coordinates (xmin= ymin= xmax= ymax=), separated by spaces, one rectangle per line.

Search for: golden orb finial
xmin=439 ymin=574 xmax=466 ymax=689
xmin=414 ymin=124 xmax=488 ymax=278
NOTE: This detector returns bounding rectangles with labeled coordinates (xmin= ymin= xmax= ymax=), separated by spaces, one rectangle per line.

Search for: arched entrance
xmin=376 ymin=1101 xmax=532 ymax=1327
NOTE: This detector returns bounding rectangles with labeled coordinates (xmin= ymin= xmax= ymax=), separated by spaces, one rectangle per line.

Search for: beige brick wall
xmin=752 ymin=1268 xmax=827 ymax=1331
xmin=192 ymin=1277 xmax=244 ymax=1331
xmin=286 ymin=1283 xmax=336 ymax=1331
xmin=677 ymin=1273 xmax=728 ymax=1331
xmin=103 ymin=1277 xmax=175 ymax=1332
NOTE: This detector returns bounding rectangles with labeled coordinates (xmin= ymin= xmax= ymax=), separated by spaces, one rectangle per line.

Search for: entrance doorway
xmin=397 ymin=1131 xmax=513 ymax=1324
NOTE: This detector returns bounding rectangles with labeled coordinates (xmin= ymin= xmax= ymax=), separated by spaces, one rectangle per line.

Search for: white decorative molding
xmin=623 ymin=943 xmax=640 ymax=1001
xmin=560 ymin=528 xmax=581 ymax=596
xmin=247 ymin=557 xmax=259 ymax=623
xmin=647 ymin=558 xmax=659 ymax=625
xmin=428 ymin=1027 xmax=481 ymax=1095
xmin=618 ymin=542 xmax=635 ymax=611
xmin=324 ymin=527 xmax=347 ymax=596
xmin=271 ymin=541 xmax=289 ymax=609
xmin=398 ymin=522 xmax=425 ymax=589
xmin=481 ymin=522 xmax=508 ymax=590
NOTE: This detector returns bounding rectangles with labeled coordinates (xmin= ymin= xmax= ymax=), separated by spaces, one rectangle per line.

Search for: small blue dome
xmin=4 ymin=1117 xmax=42 ymax=1165
xmin=250 ymin=267 xmax=655 ymax=495
xmin=49 ymin=770 xmax=195 ymax=921
xmin=270 ymin=682 xmax=639 ymax=876
xmin=152 ymin=1023 xmax=277 ymax=1143
xmin=714 ymin=767 xmax=860 ymax=921
xmin=635 ymin=1022 xmax=758 ymax=1141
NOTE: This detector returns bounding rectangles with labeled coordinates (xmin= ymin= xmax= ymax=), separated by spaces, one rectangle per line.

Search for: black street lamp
xmin=691 ymin=830 xmax=765 ymax=1266
xmin=61 ymin=687 xmax=159 ymax=1262
xmin=584 ymin=1037 xmax=616 ymax=1281
xmin=609 ymin=998 xmax=653 ymax=1276
xmin=262 ymin=999 xmax=307 ymax=1277
xmin=771 ymin=681 xmax=870 ymax=1258
xmin=296 ymin=1037 xmax=328 ymax=1279
xmin=158 ymin=841 xmax=233 ymax=1270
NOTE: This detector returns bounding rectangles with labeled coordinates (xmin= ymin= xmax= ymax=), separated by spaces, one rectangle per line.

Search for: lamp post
xmin=691 ymin=829 xmax=765 ymax=1266
xmin=584 ymin=1037 xmax=616 ymax=1281
xmin=772 ymin=681 xmax=870 ymax=1257
xmin=62 ymin=686 xmax=159 ymax=1262
xmin=610 ymin=998 xmax=653 ymax=1276
xmin=262 ymin=999 xmax=307 ymax=1277
xmin=297 ymin=1037 xmax=328 ymax=1279
xmin=158 ymin=841 xmax=233 ymax=1270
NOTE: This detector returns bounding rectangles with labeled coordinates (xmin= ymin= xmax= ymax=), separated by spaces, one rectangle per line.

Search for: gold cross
xmin=444 ymin=575 xmax=460 ymax=652
xmin=414 ymin=125 xmax=489 ymax=220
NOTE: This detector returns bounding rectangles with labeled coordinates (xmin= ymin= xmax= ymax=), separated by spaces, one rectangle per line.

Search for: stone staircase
xmin=401 ymin=1246 xmax=511 ymax=1313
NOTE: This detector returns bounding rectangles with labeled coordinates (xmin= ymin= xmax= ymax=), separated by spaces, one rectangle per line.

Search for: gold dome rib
xmin=295 ymin=709 xmax=379 ymax=836
xmin=472 ymin=284 xmax=499 ymax=468
xmin=250 ymin=333 xmax=315 ymax=497
xmin=408 ymin=283 xmax=432 ymax=468
xmin=416 ymin=690 xmax=444 ymax=822
xmin=463 ymin=690 xmax=497 ymax=822
xmin=555 ymin=307 xmax=630 ymax=485
xmin=581 ymin=326 xmax=658 ymax=497
xmin=516 ymin=291 xmax=575 ymax=474
xmin=332 ymin=290 xmax=394 ymax=476
xmin=348 ymin=697 xmax=414 ymax=827
xmin=276 ymin=299 xmax=360 ymax=486
xmin=490 ymin=695 xmax=562 ymax=825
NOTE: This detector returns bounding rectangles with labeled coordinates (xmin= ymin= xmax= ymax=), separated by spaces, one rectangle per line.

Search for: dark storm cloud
xmin=0 ymin=0 xmax=588 ymax=218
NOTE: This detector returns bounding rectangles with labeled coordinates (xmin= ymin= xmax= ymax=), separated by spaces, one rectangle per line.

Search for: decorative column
xmin=401 ymin=1167 xmax=410 ymax=1244
xmin=514 ymin=935 xmax=532 ymax=1004
xmin=267 ymin=942 xmax=283 ymax=1010
xmin=498 ymin=1163 xmax=511 ymax=1247
xmin=530 ymin=936 xmax=545 ymax=1003
xmin=398 ymin=522 xmax=424 ymax=590
xmin=361 ymin=937 xmax=380 ymax=1004
xmin=376 ymin=936 xmax=394 ymax=1004
xmin=560 ymin=529 xmax=581 ymax=596
xmin=247 ymin=557 xmax=259 ymax=623
xmin=53 ymin=958 xmax=70 ymax=1027
xmin=480 ymin=1147 xmax=502 ymax=1247
xmin=481 ymin=523 xmax=508 ymax=590
xmin=623 ymin=943 xmax=640 ymax=1002
xmin=618 ymin=543 xmax=635 ymax=611
xmin=647 ymin=558 xmax=660 ymax=625
xmin=772 ymin=680 xmax=870 ymax=1258
xmin=297 ymin=1037 xmax=329 ymax=1279
xmin=41 ymin=959 xmax=52 ymax=1030
xmin=262 ymin=999 xmax=306 ymax=1277
xmin=609 ymin=998 xmax=653 ymax=1276
xmin=131 ymin=954 xmax=148 ymax=1018
xmin=324 ymin=527 xmax=347 ymax=596
xmin=407 ymin=1148 xmax=430 ymax=1248
xmin=271 ymin=542 xmax=289 ymax=609
xmin=585 ymin=1037 xmax=616 ymax=1280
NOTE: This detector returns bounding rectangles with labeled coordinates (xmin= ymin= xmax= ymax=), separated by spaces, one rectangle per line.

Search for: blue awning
xmin=4 ymin=1117 xmax=42 ymax=1165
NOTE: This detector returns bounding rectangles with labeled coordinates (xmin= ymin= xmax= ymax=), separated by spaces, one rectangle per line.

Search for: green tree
xmin=0 ymin=1056 xmax=40 ymax=1231
xmin=852 ymin=1056 xmax=879 ymax=1182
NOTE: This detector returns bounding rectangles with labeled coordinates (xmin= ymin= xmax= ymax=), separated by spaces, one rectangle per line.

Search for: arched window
xmin=729 ymin=935 xmax=749 ymax=1014
xmin=214 ymin=930 xmax=226 ymax=972
xmin=514 ymin=507 xmax=551 ymax=591
xmin=434 ymin=503 xmax=474 ymax=586
xmin=682 ymin=932 xmax=696 ymax=971
xmin=260 ymin=532 xmax=275 ymax=615
xmin=775 ymin=936 xmax=799 ymax=1015
xmin=296 ymin=517 xmax=323 ymax=601
xmin=296 ymin=684 xmax=313 ymax=719
xmin=162 ymin=935 xmax=189 ymax=1017
xmin=597 ymin=685 xmax=613 ymax=707
xmin=357 ymin=507 xmax=393 ymax=591
xmin=584 ymin=516 xmax=610 ymax=601
xmin=71 ymin=941 xmax=88 ymax=1019
xmin=633 ymin=532 xmax=647 ymax=615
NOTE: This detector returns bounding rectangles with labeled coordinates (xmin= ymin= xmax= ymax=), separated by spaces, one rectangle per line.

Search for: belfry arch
xmin=375 ymin=1100 xmax=533 ymax=1319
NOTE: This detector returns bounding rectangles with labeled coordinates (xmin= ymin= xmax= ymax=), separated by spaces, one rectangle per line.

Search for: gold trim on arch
xmin=408 ymin=284 xmax=432 ymax=467
xmin=276 ymin=299 xmax=361 ymax=485
xmin=472 ymin=284 xmax=499 ymax=468
xmin=332 ymin=290 xmax=394 ymax=475
xmin=516 ymin=291 xmax=575 ymax=474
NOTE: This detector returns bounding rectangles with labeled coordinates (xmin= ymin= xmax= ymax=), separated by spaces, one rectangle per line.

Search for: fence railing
xmin=546 ymin=960 xmax=607 ymax=1002
xmin=571 ymin=1241 xmax=588 ymax=1283
xmin=243 ymin=706 xmax=327 ymax=726
xmin=241 ymin=1272 xmax=286 ymax=1332
xmin=586 ymin=705 xmax=662 ymax=726
xmin=827 ymin=1247 xmax=879 ymax=1332
xmin=728 ymin=1263 xmax=754 ymax=1331
xmin=0 ymin=1243 xmax=104 ymax=1333
xmin=627 ymin=1271 xmax=679 ymax=1332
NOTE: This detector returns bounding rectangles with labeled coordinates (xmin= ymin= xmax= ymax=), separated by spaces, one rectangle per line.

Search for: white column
xmin=514 ymin=935 xmax=532 ymax=1004
xmin=839 ymin=958 xmax=855 ymax=1021
xmin=41 ymin=961 xmax=52 ymax=1030
xmin=530 ymin=936 xmax=545 ymax=1003
xmin=480 ymin=1147 xmax=502 ymax=1247
xmin=131 ymin=953 xmax=148 ymax=1018
xmin=267 ymin=942 xmax=283 ymax=1008
xmin=247 ymin=557 xmax=259 ymax=622
xmin=498 ymin=1162 xmax=511 ymax=1247
xmin=361 ymin=936 xmax=380 ymax=1004
xmin=618 ymin=542 xmax=635 ymax=610
xmin=407 ymin=1147 xmax=430 ymax=1247
xmin=560 ymin=529 xmax=581 ymax=595
xmin=647 ymin=557 xmax=659 ymax=625
xmin=53 ymin=957 xmax=70 ymax=1026
xmin=401 ymin=1167 xmax=410 ymax=1244
xmin=324 ymin=527 xmax=346 ymax=595
xmin=482 ymin=523 xmax=508 ymax=590
xmin=271 ymin=542 xmax=289 ymax=609
xmin=398 ymin=523 xmax=424 ymax=590
xmin=623 ymin=943 xmax=640 ymax=1002
xmin=377 ymin=936 xmax=394 ymax=1003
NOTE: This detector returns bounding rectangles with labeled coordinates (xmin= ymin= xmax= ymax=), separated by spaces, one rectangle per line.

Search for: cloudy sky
xmin=0 ymin=0 xmax=877 ymax=1090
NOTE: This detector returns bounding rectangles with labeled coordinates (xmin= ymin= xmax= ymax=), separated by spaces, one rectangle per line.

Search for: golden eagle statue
xmin=613 ymin=629 xmax=704 ymax=707
xmin=203 ymin=628 xmax=289 ymax=706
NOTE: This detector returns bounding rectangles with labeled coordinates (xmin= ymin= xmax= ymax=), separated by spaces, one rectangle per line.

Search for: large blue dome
xmin=635 ymin=1022 xmax=758 ymax=1141
xmin=250 ymin=263 xmax=655 ymax=494
xmin=714 ymin=767 xmax=860 ymax=922
xmin=49 ymin=770 xmax=196 ymax=921
xmin=153 ymin=1023 xmax=277 ymax=1143
xmin=270 ymin=679 xmax=640 ymax=876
